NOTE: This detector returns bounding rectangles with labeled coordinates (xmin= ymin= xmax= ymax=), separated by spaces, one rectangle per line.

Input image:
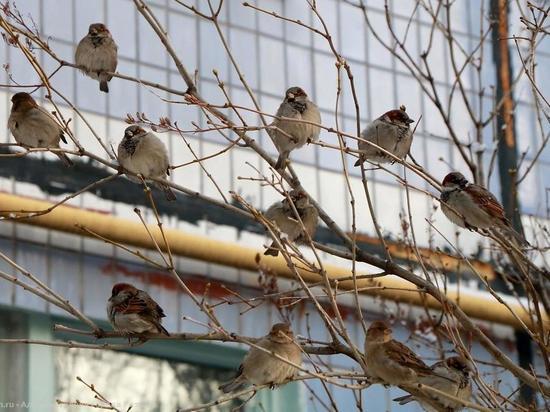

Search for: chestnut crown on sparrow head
xmin=10 ymin=92 xmax=38 ymax=110
xmin=108 ymin=282 xmax=138 ymax=304
xmin=441 ymin=171 xmax=469 ymax=189
xmin=446 ymin=356 xmax=473 ymax=374
xmin=123 ymin=125 xmax=147 ymax=139
xmin=382 ymin=109 xmax=415 ymax=127
xmin=88 ymin=23 xmax=111 ymax=37
xmin=366 ymin=320 xmax=392 ymax=343
xmin=268 ymin=323 xmax=294 ymax=343
xmin=284 ymin=86 xmax=308 ymax=102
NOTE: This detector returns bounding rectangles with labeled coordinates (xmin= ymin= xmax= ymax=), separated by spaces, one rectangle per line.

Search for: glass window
xmin=200 ymin=20 xmax=229 ymax=81
xmin=76 ymin=1 xmax=105 ymax=33
xmin=259 ymin=36 xmax=285 ymax=96
xmin=108 ymin=0 xmax=137 ymax=60
xmin=169 ymin=12 xmax=198 ymax=73
xmin=340 ymin=2 xmax=366 ymax=61
xmin=420 ymin=26 xmax=448 ymax=83
xmin=0 ymin=310 xmax=27 ymax=406
xmin=366 ymin=10 xmax=393 ymax=69
xmin=286 ymin=45 xmax=313 ymax=94
xmin=229 ymin=28 xmax=258 ymax=89
xmin=368 ymin=67 xmax=394 ymax=117
xmin=256 ymin=0 xmax=284 ymax=38
xmin=342 ymin=65 xmax=367 ymax=121
xmin=7 ymin=47 xmax=42 ymax=86
xmin=395 ymin=74 xmax=421 ymax=118
xmin=423 ymin=91 xmax=449 ymax=139
xmin=46 ymin=41 xmax=75 ymax=102
xmin=43 ymin=0 xmax=73 ymax=40
xmin=229 ymin=0 xmax=256 ymax=30
xmin=138 ymin=6 xmax=168 ymax=68
xmin=139 ymin=66 xmax=168 ymax=121
xmin=313 ymin=0 xmax=338 ymax=52
xmin=108 ymin=60 xmax=138 ymax=119
xmin=284 ymin=0 xmax=312 ymax=47
xmin=314 ymin=53 xmax=337 ymax=111
xmin=54 ymin=348 xmax=238 ymax=411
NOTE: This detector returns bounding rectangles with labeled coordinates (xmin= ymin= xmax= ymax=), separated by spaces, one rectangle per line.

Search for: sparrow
xmin=263 ymin=189 xmax=319 ymax=257
xmin=107 ymin=283 xmax=169 ymax=336
xmin=117 ymin=125 xmax=176 ymax=201
xmin=394 ymin=356 xmax=473 ymax=412
xmin=354 ymin=109 xmax=414 ymax=166
xmin=8 ymin=92 xmax=73 ymax=167
xmin=75 ymin=23 xmax=118 ymax=93
xmin=364 ymin=320 xmax=432 ymax=386
xmin=269 ymin=87 xmax=321 ymax=171
xmin=440 ymin=172 xmax=527 ymax=246
xmin=219 ymin=323 xmax=302 ymax=393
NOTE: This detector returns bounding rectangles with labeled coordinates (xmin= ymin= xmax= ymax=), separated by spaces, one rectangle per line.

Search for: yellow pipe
xmin=0 ymin=192 xmax=545 ymax=328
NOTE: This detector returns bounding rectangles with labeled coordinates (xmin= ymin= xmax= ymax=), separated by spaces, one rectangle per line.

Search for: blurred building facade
xmin=0 ymin=0 xmax=548 ymax=411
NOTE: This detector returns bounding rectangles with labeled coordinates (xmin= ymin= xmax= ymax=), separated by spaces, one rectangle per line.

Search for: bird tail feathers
xmin=156 ymin=322 xmax=170 ymax=336
xmin=392 ymin=395 xmax=414 ymax=405
xmin=498 ymin=225 xmax=530 ymax=249
xmin=218 ymin=376 xmax=246 ymax=393
xmin=99 ymin=72 xmax=110 ymax=93
xmin=57 ymin=152 xmax=74 ymax=167
xmin=264 ymin=241 xmax=279 ymax=257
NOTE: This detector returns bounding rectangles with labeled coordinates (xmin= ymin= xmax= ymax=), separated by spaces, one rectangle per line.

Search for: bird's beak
xmin=406 ymin=118 xmax=415 ymax=124
xmin=287 ymin=92 xmax=295 ymax=101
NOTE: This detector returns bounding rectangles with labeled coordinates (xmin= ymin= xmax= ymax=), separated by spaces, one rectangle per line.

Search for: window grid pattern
xmin=0 ymin=0 xmax=548 ymax=239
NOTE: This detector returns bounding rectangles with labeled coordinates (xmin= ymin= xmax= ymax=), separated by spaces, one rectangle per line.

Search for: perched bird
xmin=269 ymin=87 xmax=321 ymax=170
xmin=364 ymin=320 xmax=432 ymax=386
xmin=440 ymin=172 xmax=527 ymax=245
xmin=75 ymin=23 xmax=118 ymax=93
xmin=117 ymin=125 xmax=176 ymax=201
xmin=354 ymin=108 xmax=414 ymax=166
xmin=8 ymin=92 xmax=73 ymax=167
xmin=107 ymin=283 xmax=169 ymax=335
xmin=219 ymin=323 xmax=302 ymax=393
xmin=263 ymin=189 xmax=319 ymax=257
xmin=394 ymin=356 xmax=473 ymax=412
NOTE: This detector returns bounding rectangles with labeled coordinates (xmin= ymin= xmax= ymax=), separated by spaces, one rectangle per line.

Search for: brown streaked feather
xmin=116 ymin=294 xmax=149 ymax=315
xmin=384 ymin=340 xmax=432 ymax=375
xmin=465 ymin=184 xmax=507 ymax=222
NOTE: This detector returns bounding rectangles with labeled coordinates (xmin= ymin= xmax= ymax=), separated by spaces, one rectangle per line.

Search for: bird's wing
xmin=384 ymin=340 xmax=431 ymax=374
xmin=35 ymin=106 xmax=67 ymax=144
xmin=116 ymin=291 xmax=162 ymax=320
xmin=116 ymin=294 xmax=149 ymax=315
xmin=466 ymin=184 xmax=506 ymax=221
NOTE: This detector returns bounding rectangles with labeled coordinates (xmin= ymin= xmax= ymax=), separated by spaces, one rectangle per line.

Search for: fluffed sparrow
xmin=8 ymin=92 xmax=73 ymax=167
xmin=75 ymin=23 xmax=118 ymax=93
xmin=440 ymin=172 xmax=527 ymax=245
xmin=219 ymin=323 xmax=302 ymax=393
xmin=263 ymin=189 xmax=319 ymax=257
xmin=269 ymin=87 xmax=321 ymax=171
xmin=107 ymin=283 xmax=169 ymax=335
xmin=355 ymin=109 xmax=414 ymax=166
xmin=394 ymin=356 xmax=473 ymax=412
xmin=117 ymin=125 xmax=176 ymax=201
xmin=364 ymin=320 xmax=432 ymax=386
